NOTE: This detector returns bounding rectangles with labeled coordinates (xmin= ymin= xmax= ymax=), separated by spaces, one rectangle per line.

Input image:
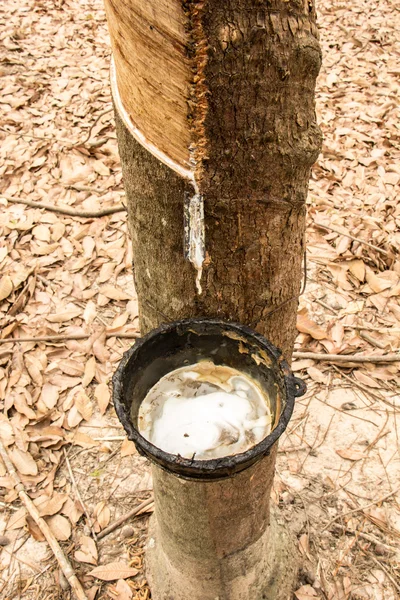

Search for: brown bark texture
xmin=106 ymin=0 xmax=321 ymax=598
xmin=113 ymin=0 xmax=322 ymax=360
xmin=146 ymin=447 xmax=299 ymax=600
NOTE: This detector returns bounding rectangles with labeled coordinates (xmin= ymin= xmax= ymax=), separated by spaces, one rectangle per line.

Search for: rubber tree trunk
xmin=104 ymin=0 xmax=321 ymax=598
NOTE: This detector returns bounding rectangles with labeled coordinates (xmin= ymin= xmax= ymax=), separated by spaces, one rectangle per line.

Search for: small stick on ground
xmin=0 ymin=439 xmax=88 ymax=600
xmin=322 ymin=484 xmax=400 ymax=532
xmin=331 ymin=524 xmax=396 ymax=554
xmin=357 ymin=542 xmax=400 ymax=594
xmin=0 ymin=332 xmax=140 ymax=344
xmin=313 ymin=222 xmax=389 ymax=257
xmin=75 ymin=107 xmax=114 ymax=146
xmin=97 ymin=497 xmax=154 ymax=541
xmin=63 ymin=449 xmax=97 ymax=541
xmin=2 ymin=195 xmax=126 ymax=218
xmin=293 ymin=351 xmax=400 ymax=363
xmin=359 ymin=331 xmax=387 ymax=350
xmin=66 ymin=184 xmax=123 ymax=195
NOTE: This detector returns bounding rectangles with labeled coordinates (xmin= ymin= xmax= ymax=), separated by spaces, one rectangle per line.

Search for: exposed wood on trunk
xmin=104 ymin=0 xmax=191 ymax=169
xmin=113 ymin=0 xmax=322 ymax=361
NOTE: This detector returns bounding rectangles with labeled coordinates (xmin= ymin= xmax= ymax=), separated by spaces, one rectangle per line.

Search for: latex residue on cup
xmin=137 ymin=362 xmax=272 ymax=459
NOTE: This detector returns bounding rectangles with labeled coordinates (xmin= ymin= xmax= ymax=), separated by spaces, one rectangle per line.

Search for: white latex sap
xmin=138 ymin=361 xmax=272 ymax=459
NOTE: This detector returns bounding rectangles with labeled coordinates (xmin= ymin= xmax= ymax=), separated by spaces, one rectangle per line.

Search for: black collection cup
xmin=113 ymin=318 xmax=306 ymax=480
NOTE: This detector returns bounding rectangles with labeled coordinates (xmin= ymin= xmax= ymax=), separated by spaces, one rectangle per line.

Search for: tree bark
xmin=105 ymin=0 xmax=321 ymax=597
xmin=108 ymin=0 xmax=321 ymax=358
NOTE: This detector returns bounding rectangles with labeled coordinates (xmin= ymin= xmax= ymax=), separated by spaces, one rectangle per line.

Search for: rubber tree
xmin=104 ymin=0 xmax=321 ymax=598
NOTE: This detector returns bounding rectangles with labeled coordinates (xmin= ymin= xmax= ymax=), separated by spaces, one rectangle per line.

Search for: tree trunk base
xmin=145 ymin=506 xmax=299 ymax=600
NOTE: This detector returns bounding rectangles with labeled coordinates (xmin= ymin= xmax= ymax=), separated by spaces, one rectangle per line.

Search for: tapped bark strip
xmin=111 ymin=0 xmax=322 ymax=358
xmin=104 ymin=0 xmax=191 ymax=169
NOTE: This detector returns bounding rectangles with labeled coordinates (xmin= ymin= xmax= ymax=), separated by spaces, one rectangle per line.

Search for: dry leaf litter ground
xmin=0 ymin=0 xmax=399 ymax=599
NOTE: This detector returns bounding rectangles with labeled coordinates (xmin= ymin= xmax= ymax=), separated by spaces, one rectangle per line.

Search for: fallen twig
xmin=97 ymin=497 xmax=154 ymax=541
xmin=63 ymin=449 xmax=97 ymax=541
xmin=293 ymin=351 xmax=400 ymax=363
xmin=322 ymin=484 xmax=400 ymax=532
xmin=75 ymin=107 xmax=114 ymax=146
xmin=2 ymin=195 xmax=126 ymax=218
xmin=0 ymin=331 xmax=140 ymax=344
xmin=0 ymin=439 xmax=88 ymax=600
xmin=314 ymin=222 xmax=389 ymax=256
xmin=357 ymin=542 xmax=400 ymax=594
xmin=66 ymin=184 xmax=124 ymax=196
xmin=344 ymin=324 xmax=400 ymax=333
xmin=332 ymin=523 xmax=396 ymax=554
xmin=359 ymin=330 xmax=387 ymax=350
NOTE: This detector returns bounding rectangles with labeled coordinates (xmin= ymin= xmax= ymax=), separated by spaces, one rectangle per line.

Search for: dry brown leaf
xmin=330 ymin=321 xmax=344 ymax=348
xmin=46 ymin=307 xmax=82 ymax=323
xmin=24 ymin=355 xmax=44 ymax=387
xmin=32 ymin=224 xmax=51 ymax=242
xmin=0 ymin=275 xmax=13 ymax=301
xmin=67 ymin=405 xmax=83 ymax=428
xmin=98 ymin=262 xmax=116 ymax=284
xmin=83 ymin=356 xmax=97 ymax=387
xmin=47 ymin=514 xmax=71 ymax=541
xmin=51 ymin=222 xmax=66 ymax=242
xmin=10 ymin=447 xmax=38 ymax=476
xmin=348 ymin=259 xmax=365 ymax=282
xmin=113 ymin=579 xmax=133 ymax=600
xmin=37 ymin=492 xmax=68 ymax=517
xmin=336 ymin=448 xmax=366 ymax=461
xmin=7 ymin=506 xmax=27 ymax=530
xmin=67 ymin=431 xmax=99 ymax=448
xmin=294 ymin=585 xmax=318 ymax=600
xmin=364 ymin=507 xmax=387 ymax=528
xmin=93 ymin=159 xmax=110 ymax=177
xmin=28 ymin=426 xmax=64 ymax=445
xmin=292 ymin=359 xmax=315 ymax=372
xmin=0 ymin=417 xmax=14 ymax=446
xmin=49 ymin=374 xmax=82 ymax=390
xmin=298 ymin=533 xmax=312 ymax=561
xmin=307 ymin=366 xmax=328 ymax=385
xmin=74 ymin=535 xmax=98 ymax=565
xmin=297 ymin=310 xmax=327 ymax=340
xmin=83 ymin=300 xmax=97 ymax=325
xmin=75 ymin=389 xmax=93 ymax=421
xmin=353 ymin=371 xmax=381 ymax=389
xmin=100 ymin=285 xmax=132 ymax=301
xmin=26 ymin=515 xmax=46 ymax=541
xmin=39 ymin=384 xmax=59 ymax=409
xmin=366 ymin=269 xmax=394 ymax=294
xmin=94 ymin=501 xmax=111 ymax=530
xmin=60 ymin=359 xmax=85 ymax=377
xmin=120 ymin=438 xmax=136 ymax=458
xmin=93 ymin=334 xmax=110 ymax=363
xmin=336 ymin=235 xmax=351 ymax=255
xmin=107 ymin=311 xmax=129 ymax=333
xmin=88 ymin=562 xmax=139 ymax=582
xmin=86 ymin=586 xmax=100 ymax=600
xmin=14 ymin=394 xmax=36 ymax=419
xmin=61 ymin=497 xmax=84 ymax=524
xmin=94 ymin=382 xmax=110 ymax=415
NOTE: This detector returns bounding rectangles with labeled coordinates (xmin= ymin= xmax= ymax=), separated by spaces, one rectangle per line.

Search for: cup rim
xmin=112 ymin=318 xmax=303 ymax=480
